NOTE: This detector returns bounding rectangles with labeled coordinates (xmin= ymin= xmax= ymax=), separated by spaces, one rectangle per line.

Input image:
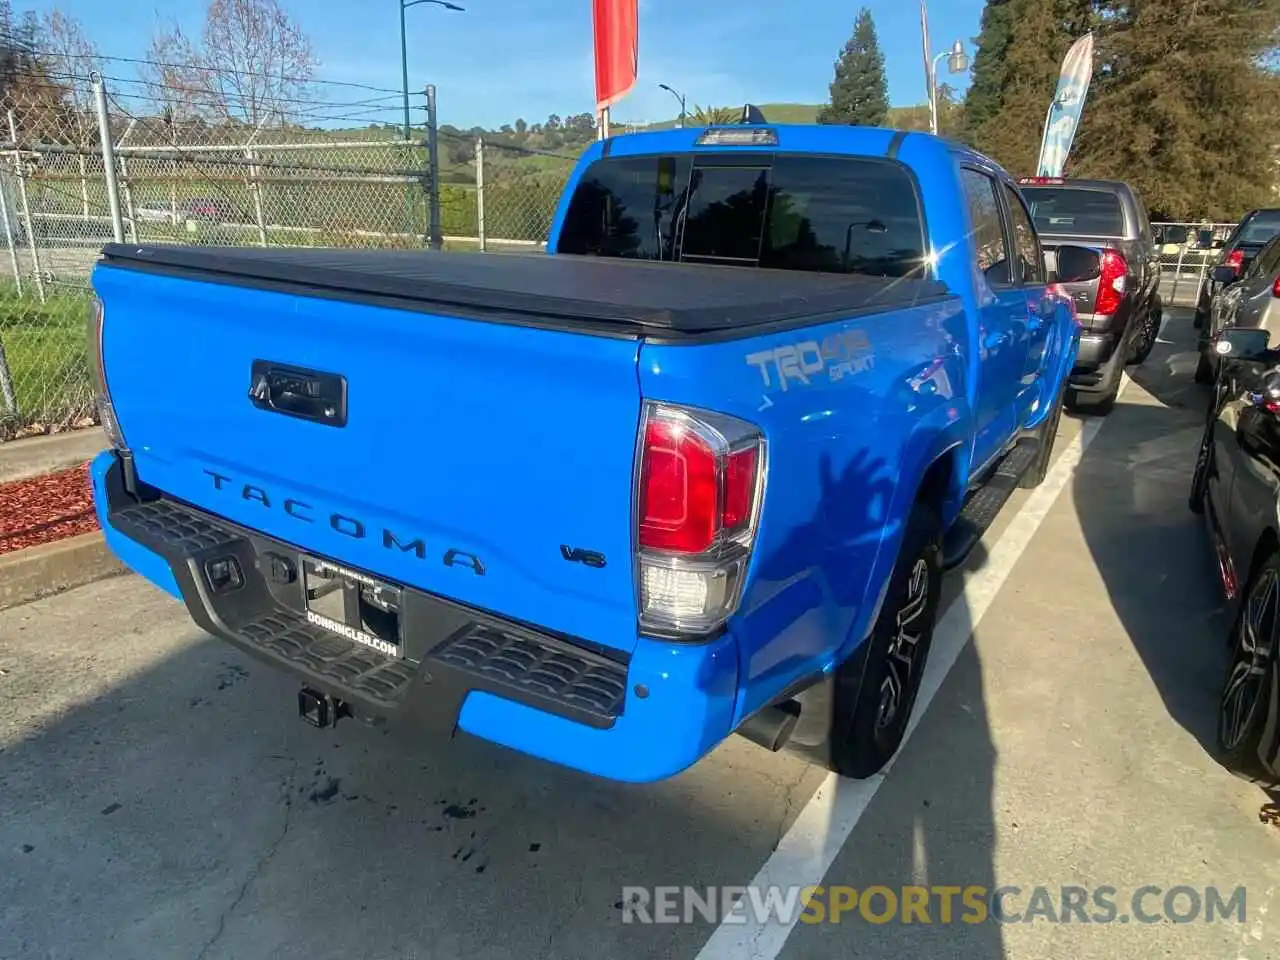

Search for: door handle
xmin=248 ymin=360 xmax=348 ymax=428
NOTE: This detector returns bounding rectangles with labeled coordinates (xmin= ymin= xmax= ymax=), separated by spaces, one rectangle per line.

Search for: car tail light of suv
xmin=1093 ymin=249 xmax=1128 ymax=317
xmin=1224 ymin=249 xmax=1245 ymax=275
xmin=635 ymin=401 xmax=766 ymax=636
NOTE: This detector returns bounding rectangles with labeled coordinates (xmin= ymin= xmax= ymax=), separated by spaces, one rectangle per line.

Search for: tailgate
xmin=92 ymin=264 xmax=645 ymax=655
xmin=1043 ymin=238 xmax=1113 ymax=331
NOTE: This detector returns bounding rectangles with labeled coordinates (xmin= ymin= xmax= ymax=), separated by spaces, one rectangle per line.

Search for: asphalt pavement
xmin=2 ymin=309 xmax=1279 ymax=960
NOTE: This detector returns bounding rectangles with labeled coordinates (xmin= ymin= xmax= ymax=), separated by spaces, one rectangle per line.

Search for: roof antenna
xmin=739 ymin=103 xmax=767 ymax=124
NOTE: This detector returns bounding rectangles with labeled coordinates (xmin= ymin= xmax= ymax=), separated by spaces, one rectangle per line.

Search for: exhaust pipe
xmin=297 ymin=687 xmax=348 ymax=728
xmin=736 ymin=700 xmax=800 ymax=752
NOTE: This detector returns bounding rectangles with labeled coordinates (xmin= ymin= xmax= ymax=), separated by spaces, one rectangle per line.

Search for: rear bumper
xmin=90 ymin=450 xmax=740 ymax=783
xmin=1068 ymin=332 xmax=1124 ymax=394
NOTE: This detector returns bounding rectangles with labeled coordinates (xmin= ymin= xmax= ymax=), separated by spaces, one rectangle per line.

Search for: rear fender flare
xmin=1026 ymin=297 xmax=1081 ymax=430
xmin=832 ymin=402 xmax=971 ymax=668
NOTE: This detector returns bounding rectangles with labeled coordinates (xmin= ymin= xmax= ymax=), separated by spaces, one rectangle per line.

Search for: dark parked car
xmin=1188 ymin=326 xmax=1280 ymax=785
xmin=1018 ymin=177 xmax=1163 ymax=414
xmin=1196 ymin=233 xmax=1280 ymax=383
xmin=1194 ymin=208 xmax=1280 ymax=337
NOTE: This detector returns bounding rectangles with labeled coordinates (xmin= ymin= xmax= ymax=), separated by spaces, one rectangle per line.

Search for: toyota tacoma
xmin=88 ymin=120 xmax=1084 ymax=783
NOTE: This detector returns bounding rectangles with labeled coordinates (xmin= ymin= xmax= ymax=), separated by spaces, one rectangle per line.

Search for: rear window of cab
xmin=557 ymin=153 xmax=928 ymax=280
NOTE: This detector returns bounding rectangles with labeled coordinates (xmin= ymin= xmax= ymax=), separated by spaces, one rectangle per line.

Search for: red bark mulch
xmin=0 ymin=461 xmax=99 ymax=556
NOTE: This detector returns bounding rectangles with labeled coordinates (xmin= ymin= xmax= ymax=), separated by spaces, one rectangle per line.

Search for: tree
xmin=691 ymin=104 xmax=738 ymax=125
xmin=816 ymin=8 xmax=889 ymax=126
xmin=963 ymin=0 xmax=1017 ymax=141
xmin=141 ymin=20 xmax=208 ymax=127
xmin=0 ymin=4 xmax=94 ymax=143
xmin=37 ymin=8 xmax=101 ymax=133
xmin=1072 ymin=0 xmax=1280 ymax=220
xmin=0 ymin=1 xmax=40 ymax=100
xmin=145 ymin=0 xmax=318 ymax=128
xmin=963 ymin=0 xmax=1094 ymax=174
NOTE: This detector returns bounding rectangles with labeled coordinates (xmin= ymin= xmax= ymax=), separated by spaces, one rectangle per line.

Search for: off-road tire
xmin=828 ymin=504 xmax=942 ymax=779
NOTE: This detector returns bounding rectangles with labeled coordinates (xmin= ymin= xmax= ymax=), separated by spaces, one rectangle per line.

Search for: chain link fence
xmin=0 ymin=69 xmax=1244 ymax=440
xmin=0 ymin=72 xmax=581 ymax=439
xmin=1154 ymin=221 xmax=1238 ymax=310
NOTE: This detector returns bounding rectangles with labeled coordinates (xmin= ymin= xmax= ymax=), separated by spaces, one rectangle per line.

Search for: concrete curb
xmin=0 ymin=531 xmax=127 ymax=611
xmin=0 ymin=430 xmax=107 ymax=485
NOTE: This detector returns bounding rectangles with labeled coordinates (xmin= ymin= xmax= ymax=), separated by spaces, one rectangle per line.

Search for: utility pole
xmin=425 ymin=83 xmax=441 ymax=250
xmin=399 ymin=0 xmax=463 ymax=140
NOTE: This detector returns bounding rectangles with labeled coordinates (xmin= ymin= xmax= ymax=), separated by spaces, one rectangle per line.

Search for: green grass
xmin=0 ymin=283 xmax=94 ymax=430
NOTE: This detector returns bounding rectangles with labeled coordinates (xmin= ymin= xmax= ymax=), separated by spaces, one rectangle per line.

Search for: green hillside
xmin=419 ymin=99 xmax=953 ymax=242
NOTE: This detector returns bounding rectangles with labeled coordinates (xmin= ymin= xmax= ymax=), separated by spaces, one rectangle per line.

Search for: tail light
xmin=1224 ymin=249 xmax=1245 ymax=274
xmin=1093 ymin=249 xmax=1128 ymax=316
xmin=635 ymin=401 xmax=765 ymax=635
xmin=1272 ymin=275 xmax=1280 ymax=298
xmin=86 ymin=294 xmax=126 ymax=450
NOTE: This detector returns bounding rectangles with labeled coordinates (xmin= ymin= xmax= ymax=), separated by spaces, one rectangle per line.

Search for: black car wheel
xmin=1217 ymin=553 xmax=1280 ymax=783
xmin=829 ymin=503 xmax=941 ymax=779
xmin=1128 ymin=299 xmax=1162 ymax=366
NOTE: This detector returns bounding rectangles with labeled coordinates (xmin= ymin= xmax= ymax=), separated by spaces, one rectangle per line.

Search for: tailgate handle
xmin=248 ymin=360 xmax=347 ymax=428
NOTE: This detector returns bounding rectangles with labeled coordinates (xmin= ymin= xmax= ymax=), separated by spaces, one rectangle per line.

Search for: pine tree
xmin=963 ymin=0 xmax=1094 ymax=172
xmin=1072 ymin=0 xmax=1280 ymax=220
xmin=817 ymin=8 xmax=890 ymax=127
xmin=963 ymin=0 xmax=1017 ymax=140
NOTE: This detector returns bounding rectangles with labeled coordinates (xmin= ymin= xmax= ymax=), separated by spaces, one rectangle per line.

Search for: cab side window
xmin=961 ymin=169 xmax=1012 ymax=287
xmin=1002 ymin=184 xmax=1046 ymax=285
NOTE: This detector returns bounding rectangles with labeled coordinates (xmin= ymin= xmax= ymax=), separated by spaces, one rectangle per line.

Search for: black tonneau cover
xmin=99 ymin=243 xmax=950 ymax=337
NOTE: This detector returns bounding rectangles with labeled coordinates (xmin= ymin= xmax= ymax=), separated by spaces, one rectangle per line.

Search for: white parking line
xmin=695 ymin=388 xmax=1123 ymax=960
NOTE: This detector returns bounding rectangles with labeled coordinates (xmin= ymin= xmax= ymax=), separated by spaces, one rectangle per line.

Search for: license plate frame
xmin=300 ymin=555 xmax=404 ymax=659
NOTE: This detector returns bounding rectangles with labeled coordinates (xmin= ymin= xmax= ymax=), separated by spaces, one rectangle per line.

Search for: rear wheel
xmin=1217 ymin=553 xmax=1280 ymax=784
xmin=1129 ymin=298 xmax=1161 ymax=365
xmin=828 ymin=504 xmax=942 ymax=779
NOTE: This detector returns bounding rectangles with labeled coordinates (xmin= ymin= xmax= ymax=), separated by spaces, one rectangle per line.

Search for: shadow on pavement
xmin=1069 ymin=309 xmax=1244 ymax=765
xmin=0 ymin=604 xmax=824 ymax=960
xmin=0 ymin=529 xmax=1006 ymax=959
xmin=780 ymin=545 xmax=1004 ymax=958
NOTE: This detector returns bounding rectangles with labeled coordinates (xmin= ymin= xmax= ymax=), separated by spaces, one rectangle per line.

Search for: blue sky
xmin=26 ymin=0 xmax=986 ymax=129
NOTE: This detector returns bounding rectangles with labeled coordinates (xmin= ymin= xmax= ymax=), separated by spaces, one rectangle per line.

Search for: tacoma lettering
xmin=202 ymin=468 xmax=482 ymax=574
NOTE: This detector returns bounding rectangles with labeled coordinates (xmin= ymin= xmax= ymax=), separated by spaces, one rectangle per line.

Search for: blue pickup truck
xmin=87 ymin=121 xmax=1086 ymax=783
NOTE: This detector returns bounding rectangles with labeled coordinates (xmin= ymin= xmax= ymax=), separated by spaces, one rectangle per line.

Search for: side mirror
xmin=1212 ymin=265 xmax=1239 ymax=285
xmin=1214 ymin=327 xmax=1271 ymax=364
xmin=1164 ymin=225 xmax=1189 ymax=246
xmin=1048 ymin=244 xmax=1101 ymax=284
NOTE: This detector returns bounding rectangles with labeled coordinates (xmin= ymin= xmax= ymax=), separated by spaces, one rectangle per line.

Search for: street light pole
xmin=399 ymin=0 xmax=463 ymax=140
xmin=928 ymin=40 xmax=969 ymax=135
xmin=658 ymin=83 xmax=687 ymax=128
